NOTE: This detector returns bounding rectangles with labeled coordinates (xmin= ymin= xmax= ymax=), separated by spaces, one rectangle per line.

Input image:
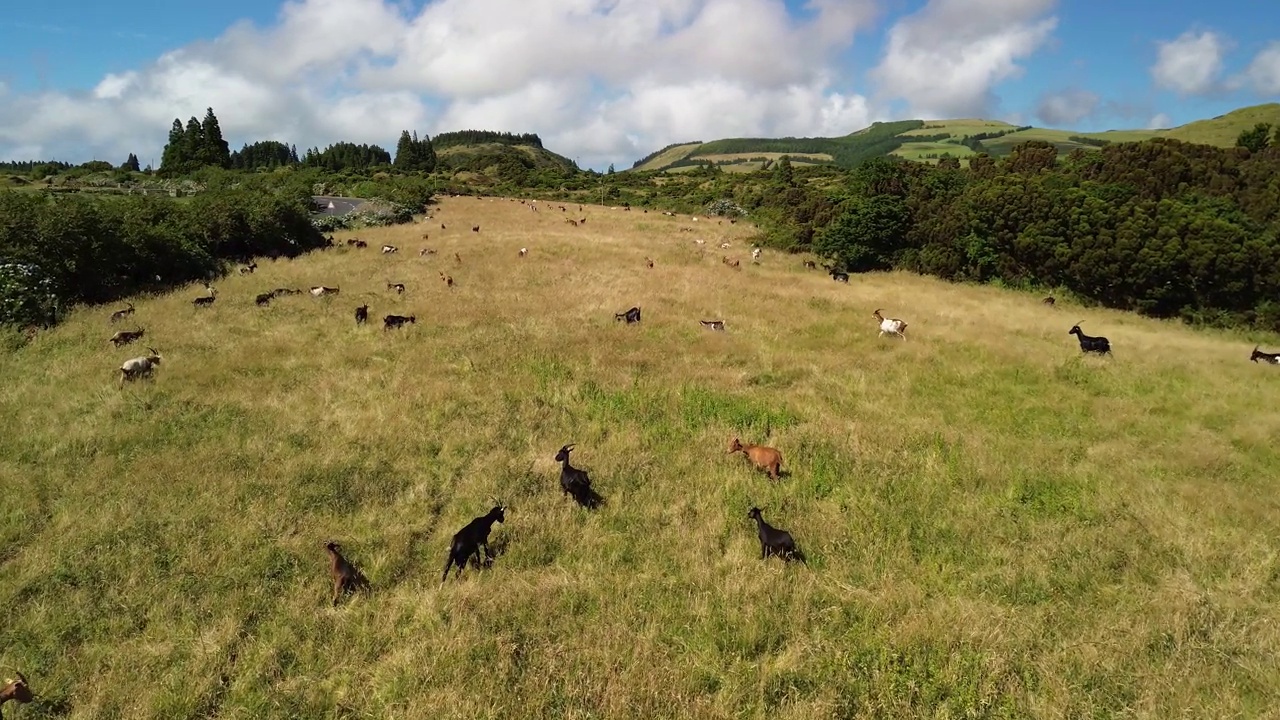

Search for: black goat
xmin=555 ymin=444 xmax=603 ymax=509
xmin=109 ymin=328 xmax=145 ymax=347
xmin=615 ymin=306 xmax=641 ymax=324
xmin=383 ymin=314 xmax=416 ymax=330
xmin=387 ymin=282 xmax=405 ymax=294
xmin=1042 ymin=296 xmax=1056 ymax=306
xmin=1068 ymin=322 xmax=1112 ymax=356
xmin=355 ymin=305 xmax=369 ymax=324
xmin=830 ymin=271 xmax=849 ymax=283
xmin=747 ymin=507 xmax=802 ymax=562
xmin=1250 ymin=345 xmax=1280 ymax=364
xmin=255 ymin=292 xmax=274 ymax=306
xmin=239 ymin=261 xmax=257 ymax=274
xmin=441 ymin=505 xmax=506 ymax=582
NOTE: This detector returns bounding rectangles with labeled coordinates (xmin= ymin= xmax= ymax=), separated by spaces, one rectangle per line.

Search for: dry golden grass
xmin=3 ymin=195 xmax=1280 ymax=718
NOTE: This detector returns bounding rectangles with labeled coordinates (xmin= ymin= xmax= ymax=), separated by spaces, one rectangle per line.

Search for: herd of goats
xmin=6 ymin=197 xmax=1279 ymax=710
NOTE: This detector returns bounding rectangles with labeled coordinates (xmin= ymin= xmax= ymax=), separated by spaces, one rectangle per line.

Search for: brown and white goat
xmin=728 ymin=437 xmax=783 ymax=480
xmin=109 ymin=302 xmax=135 ymax=323
xmin=873 ymin=309 xmax=907 ymax=340
xmin=1 ymin=668 xmax=34 ymax=717
xmin=119 ymin=347 xmax=162 ymax=387
xmin=110 ymin=328 xmax=145 ymax=347
xmin=1250 ymin=345 xmax=1280 ymax=364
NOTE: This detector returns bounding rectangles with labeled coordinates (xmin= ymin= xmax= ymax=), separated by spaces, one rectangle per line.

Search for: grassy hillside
xmin=4 ymin=196 xmax=1280 ymax=718
xmin=1162 ymin=103 xmax=1280 ymax=146
xmin=437 ymin=142 xmax=579 ymax=175
xmin=630 ymin=104 xmax=1279 ymax=172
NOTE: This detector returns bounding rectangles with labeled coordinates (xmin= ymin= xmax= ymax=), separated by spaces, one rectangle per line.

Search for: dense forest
xmin=431 ymin=130 xmax=543 ymax=150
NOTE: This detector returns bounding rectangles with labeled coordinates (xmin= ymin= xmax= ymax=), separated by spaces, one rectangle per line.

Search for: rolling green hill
xmin=628 ymin=103 xmax=1280 ymax=172
xmin=436 ymin=142 xmax=579 ymax=176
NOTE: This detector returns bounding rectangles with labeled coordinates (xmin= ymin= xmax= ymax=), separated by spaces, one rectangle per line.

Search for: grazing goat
xmin=565 ymin=219 xmax=578 ymax=227
xmin=255 ymin=292 xmax=274 ymax=306
xmin=728 ymin=437 xmax=783 ymax=480
xmin=519 ymin=247 xmax=528 ymax=257
xmin=381 ymin=245 xmax=399 ymax=254
xmin=645 ymin=257 xmax=654 ymax=268
xmin=1250 ymin=345 xmax=1280 ymax=364
xmin=355 ymin=305 xmax=368 ymax=325
xmin=193 ymin=284 xmax=217 ymax=307
xmin=346 ymin=238 xmax=368 ymax=248
xmin=387 ymin=282 xmax=406 ymax=294
xmin=383 ymin=314 xmax=416 ymax=330
xmin=110 ymin=302 xmax=135 ymax=323
xmin=1068 ymin=322 xmax=1111 ymax=356
xmin=873 ymin=309 xmax=907 ymax=340
xmin=472 ymin=225 xmax=480 ymax=233
xmin=441 ymin=223 xmax=446 ymax=230
xmin=439 ymin=272 xmax=454 ymax=289
xmin=273 ymin=287 xmax=303 ymax=296
xmin=119 ymin=347 xmax=162 ymax=387
xmin=310 ymin=286 xmax=340 ymax=297
xmin=831 ymin=271 xmax=849 ymax=283
xmin=720 ymin=242 xmax=731 ymax=249
xmin=454 ymin=253 xmax=462 ymax=265
xmin=722 ymin=256 xmax=740 ymax=269
xmin=1043 ymin=296 xmax=1056 ymax=306
xmin=615 ymin=306 xmax=641 ymax=324
xmin=324 ymin=541 xmax=370 ymax=607
xmin=239 ymin=261 xmax=257 ymax=275
xmin=699 ymin=319 xmax=725 ymax=331
xmin=751 ymin=248 xmax=762 ymax=261
xmin=441 ymin=505 xmax=507 ymax=582
xmin=555 ymin=444 xmax=602 ymax=509
xmin=803 ymin=260 xmax=816 ymax=270
xmin=0 ymin=668 xmax=34 ymax=717
xmin=109 ymin=328 xmax=145 ymax=347
xmin=420 ymin=247 xmax=436 ymax=257
xmin=747 ymin=508 xmax=801 ymax=562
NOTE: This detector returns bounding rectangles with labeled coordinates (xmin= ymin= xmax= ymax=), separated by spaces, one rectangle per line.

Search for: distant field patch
xmin=632 ymin=143 xmax=702 ymax=172
xmin=692 ymin=152 xmax=833 ymax=163
xmin=1162 ymin=103 xmax=1280 ymax=146
xmin=893 ymin=142 xmax=976 ymax=161
xmin=900 ymin=119 xmax=1015 ymax=138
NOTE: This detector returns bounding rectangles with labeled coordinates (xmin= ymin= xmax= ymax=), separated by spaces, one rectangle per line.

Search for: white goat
xmin=119 ymin=347 xmax=162 ymax=387
xmin=873 ymin=309 xmax=908 ymax=340
xmin=751 ymin=248 xmax=762 ymax=261
xmin=381 ymin=245 xmax=399 ymax=254
xmin=310 ymin=286 xmax=340 ymax=297
xmin=720 ymin=242 xmax=731 ymax=249
xmin=519 ymin=247 xmax=528 ymax=257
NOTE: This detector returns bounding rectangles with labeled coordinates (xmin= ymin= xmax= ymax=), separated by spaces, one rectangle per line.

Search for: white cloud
xmin=1241 ymin=42 xmax=1280 ymax=95
xmin=1035 ymin=88 xmax=1099 ymax=126
xmin=1150 ymin=30 xmax=1229 ymax=96
xmin=0 ymin=0 xmax=881 ymax=169
xmin=867 ymin=0 xmax=1058 ymax=119
xmin=1147 ymin=112 xmax=1173 ymax=130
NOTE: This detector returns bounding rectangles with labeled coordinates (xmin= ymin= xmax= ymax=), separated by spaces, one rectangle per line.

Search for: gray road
xmin=312 ymin=196 xmax=365 ymax=216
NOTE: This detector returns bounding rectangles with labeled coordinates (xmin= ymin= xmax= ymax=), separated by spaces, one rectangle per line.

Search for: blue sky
xmin=0 ymin=0 xmax=1276 ymax=169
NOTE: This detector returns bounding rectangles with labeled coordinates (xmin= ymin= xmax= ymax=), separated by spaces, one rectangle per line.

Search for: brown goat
xmin=645 ymin=257 xmax=654 ymax=268
xmin=0 ymin=668 xmax=33 ymax=717
xmin=728 ymin=437 xmax=783 ymax=480
xmin=324 ymin=541 xmax=370 ymax=607
xmin=439 ymin=271 xmax=454 ymax=289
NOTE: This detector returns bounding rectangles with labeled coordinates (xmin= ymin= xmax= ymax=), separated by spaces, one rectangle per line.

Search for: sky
xmin=0 ymin=0 xmax=1277 ymax=171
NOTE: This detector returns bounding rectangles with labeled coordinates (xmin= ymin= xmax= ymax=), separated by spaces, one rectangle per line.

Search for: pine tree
xmin=394 ymin=130 xmax=419 ymax=170
xmin=200 ymin=108 xmax=231 ymax=168
xmin=159 ymin=119 xmax=187 ymax=174
xmin=122 ymin=153 xmax=140 ymax=172
xmin=183 ymin=117 xmax=204 ymax=170
xmin=420 ymin=133 xmax=436 ymax=173
xmin=290 ymin=144 xmax=299 ymax=165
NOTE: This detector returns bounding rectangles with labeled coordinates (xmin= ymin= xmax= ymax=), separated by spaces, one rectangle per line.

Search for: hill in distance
xmin=627 ymin=102 xmax=1280 ymax=173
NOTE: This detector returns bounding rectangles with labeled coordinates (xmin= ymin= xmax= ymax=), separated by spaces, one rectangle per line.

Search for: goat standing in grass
xmin=0 ymin=668 xmax=34 ymax=717
xmin=699 ymin=320 xmax=725 ymax=331
xmin=109 ymin=302 xmax=135 ymax=323
xmin=1250 ymin=345 xmax=1280 ymax=364
xmin=442 ymin=506 xmax=506 ymax=582
xmin=747 ymin=508 xmax=801 ymax=562
xmin=119 ymin=347 xmax=162 ymax=387
xmin=255 ymin=292 xmax=274 ymax=306
xmin=555 ymin=444 xmax=603 ymax=509
xmin=1068 ymin=322 xmax=1111 ymax=356
xmin=1043 ymin=296 xmax=1056 ymax=306
xmin=383 ymin=314 xmax=415 ymax=330
xmin=193 ymin=284 xmax=216 ymax=307
xmin=110 ymin=328 xmax=145 ymax=347
xmin=355 ymin=305 xmax=369 ymax=325
xmin=728 ymin=437 xmax=783 ymax=480
xmin=387 ymin=282 xmax=405 ymax=294
xmin=615 ymin=306 xmax=641 ymax=324
xmin=324 ymin=541 xmax=370 ymax=607
xmin=873 ymin=309 xmax=907 ymax=340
